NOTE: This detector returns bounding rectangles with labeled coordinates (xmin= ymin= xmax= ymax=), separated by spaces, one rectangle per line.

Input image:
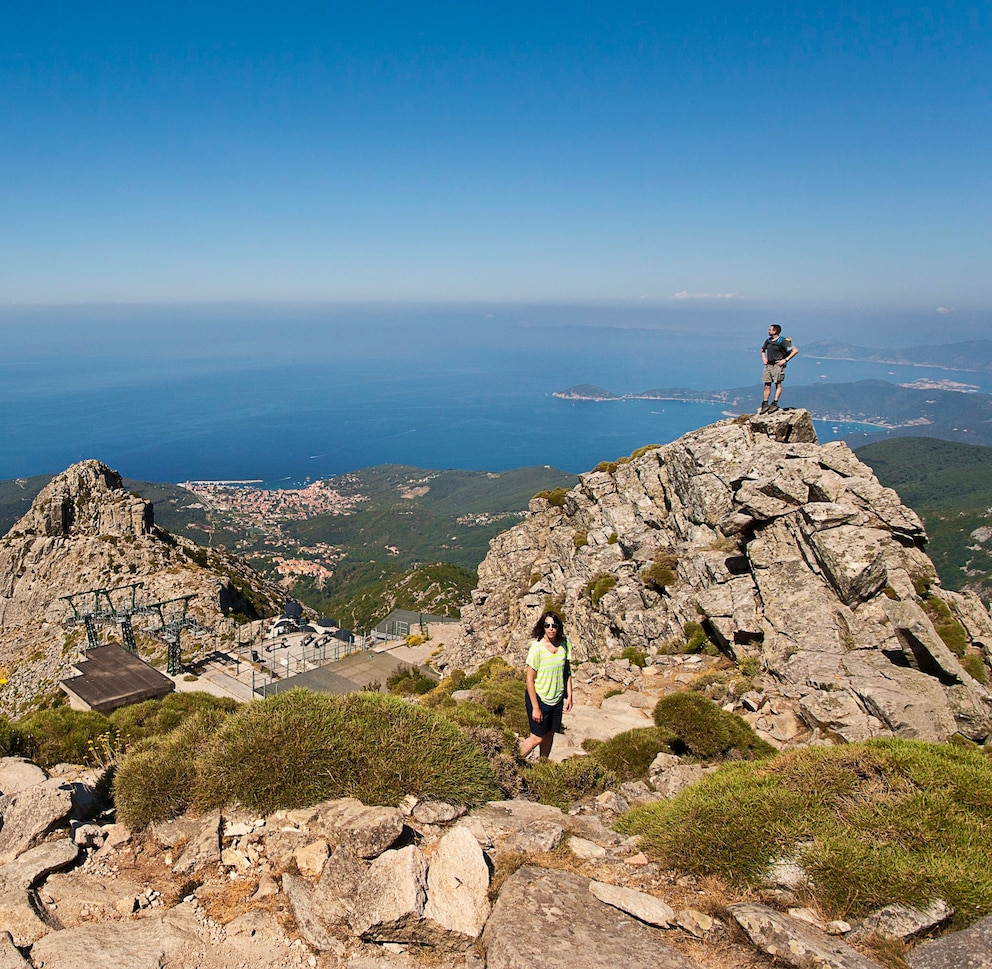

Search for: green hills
xmin=0 ymin=463 xmax=577 ymax=632
xmin=856 ymin=437 xmax=992 ymax=600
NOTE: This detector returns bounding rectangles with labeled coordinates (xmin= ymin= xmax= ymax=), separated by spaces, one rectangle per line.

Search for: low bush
xmin=191 ymin=690 xmax=500 ymax=816
xmin=653 ymin=692 xmax=776 ymax=762
xmin=629 ymin=444 xmax=661 ymax=460
xmin=960 ymin=653 xmax=988 ymax=684
xmin=923 ymin=595 xmax=969 ymax=657
xmin=474 ymin=676 xmax=530 ymax=737
xmin=386 ymin=663 xmax=436 ymax=696
xmin=114 ymin=709 xmax=228 ymax=829
xmin=585 ymin=726 xmax=673 ymax=781
xmin=523 ymin=757 xmax=619 ymax=809
xmin=682 ymin=620 xmax=716 ymax=655
xmin=534 ymin=488 xmax=569 ymax=507
xmin=584 ymin=574 xmax=617 ymax=606
xmin=13 ymin=707 xmax=113 ymax=768
xmin=108 ymin=692 xmax=238 ymax=745
xmin=619 ymin=645 xmax=647 ymax=668
xmin=0 ymin=716 xmax=17 ymax=756
xmin=617 ymin=740 xmax=992 ymax=929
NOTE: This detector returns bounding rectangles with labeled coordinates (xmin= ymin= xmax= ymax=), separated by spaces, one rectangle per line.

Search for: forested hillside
xmin=856 ymin=437 xmax=992 ymax=599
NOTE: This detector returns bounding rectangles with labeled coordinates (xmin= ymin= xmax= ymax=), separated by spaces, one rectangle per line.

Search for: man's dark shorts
xmin=525 ymin=693 xmax=565 ymax=737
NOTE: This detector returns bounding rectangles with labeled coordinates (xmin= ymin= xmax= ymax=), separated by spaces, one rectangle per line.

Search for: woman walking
xmin=519 ymin=610 xmax=573 ymax=761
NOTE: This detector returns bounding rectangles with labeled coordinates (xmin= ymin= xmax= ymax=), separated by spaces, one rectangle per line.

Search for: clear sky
xmin=3 ymin=1 xmax=990 ymax=319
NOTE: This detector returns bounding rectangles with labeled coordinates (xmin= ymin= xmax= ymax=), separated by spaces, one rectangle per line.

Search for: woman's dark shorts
xmin=525 ymin=693 xmax=564 ymax=737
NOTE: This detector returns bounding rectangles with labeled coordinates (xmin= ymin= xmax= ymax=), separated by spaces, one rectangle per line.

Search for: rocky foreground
xmin=2 ymin=659 xmax=992 ymax=969
xmin=3 ymin=730 xmax=992 ymax=969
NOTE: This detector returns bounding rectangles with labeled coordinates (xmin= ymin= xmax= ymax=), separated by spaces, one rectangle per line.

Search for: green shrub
xmin=584 ymin=573 xmax=617 ymax=606
xmin=114 ymin=709 xmax=228 ymax=829
xmin=960 ymin=653 xmax=988 ymax=684
xmin=461 ymin=656 xmax=517 ymax=690
xmin=0 ymin=716 xmax=17 ymax=756
xmin=437 ymin=699 xmax=503 ymax=731
xmin=434 ymin=658 xmax=530 ymax=735
xmin=524 ymin=757 xmax=619 ymax=809
xmin=653 ymin=692 xmax=776 ymax=762
xmin=573 ymin=532 xmax=588 ymax=549
xmin=534 ymin=488 xmax=569 ymax=507
xmin=474 ymin=676 xmax=530 ymax=737
xmin=602 ymin=687 xmax=624 ymax=700
xmin=682 ymin=621 xmax=715 ymax=655
xmin=629 ymin=444 xmax=661 ymax=460
xmin=594 ymin=462 xmax=618 ymax=474
xmin=192 ymin=690 xmax=500 ymax=815
xmin=619 ymin=646 xmax=647 ymax=668
xmin=586 ymin=727 xmax=673 ymax=781
xmin=922 ymin=596 xmax=969 ymax=657
xmin=14 ymin=708 xmax=113 ymax=768
xmin=607 ymin=532 xmax=619 ymax=545
xmin=386 ymin=663 xmax=436 ymax=696
xmin=640 ymin=550 xmax=679 ymax=593
xmin=618 ymin=740 xmax=992 ymax=929
xmin=108 ymin=692 xmax=238 ymax=745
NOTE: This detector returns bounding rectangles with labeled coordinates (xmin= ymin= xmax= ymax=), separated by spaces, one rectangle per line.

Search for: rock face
xmin=0 ymin=460 xmax=287 ymax=717
xmin=440 ymin=410 xmax=992 ymax=745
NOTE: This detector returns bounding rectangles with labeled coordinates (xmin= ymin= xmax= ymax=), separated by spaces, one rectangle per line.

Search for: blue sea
xmin=3 ymin=307 xmax=989 ymax=485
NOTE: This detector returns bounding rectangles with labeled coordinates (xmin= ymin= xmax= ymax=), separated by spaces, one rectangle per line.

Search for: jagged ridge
xmin=440 ymin=410 xmax=992 ymax=746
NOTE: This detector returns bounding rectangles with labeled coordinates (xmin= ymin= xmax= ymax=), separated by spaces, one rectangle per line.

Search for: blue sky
xmin=3 ymin=1 xmax=990 ymax=320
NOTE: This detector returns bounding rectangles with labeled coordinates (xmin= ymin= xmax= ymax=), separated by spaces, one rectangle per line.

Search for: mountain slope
xmin=439 ymin=409 xmax=992 ymax=747
xmin=0 ymin=461 xmax=288 ymax=717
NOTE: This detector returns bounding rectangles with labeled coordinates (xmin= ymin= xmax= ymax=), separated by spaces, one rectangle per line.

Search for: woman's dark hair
xmin=532 ymin=610 xmax=565 ymax=642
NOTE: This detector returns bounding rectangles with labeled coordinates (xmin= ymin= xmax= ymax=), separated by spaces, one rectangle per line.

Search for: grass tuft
xmin=523 ymin=757 xmax=619 ymax=809
xmin=189 ymin=690 xmax=501 ymax=816
xmin=618 ymin=739 xmax=992 ymax=928
xmin=585 ymin=726 xmax=674 ymax=780
xmin=653 ymin=692 xmax=776 ymax=761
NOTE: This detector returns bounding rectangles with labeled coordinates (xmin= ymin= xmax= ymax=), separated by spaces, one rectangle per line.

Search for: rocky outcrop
xmin=0 ymin=460 xmax=289 ymax=717
xmin=440 ymin=410 xmax=992 ymax=745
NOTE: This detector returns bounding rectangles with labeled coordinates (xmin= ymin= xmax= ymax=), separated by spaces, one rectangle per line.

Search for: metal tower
xmin=61 ymin=583 xmax=202 ymax=675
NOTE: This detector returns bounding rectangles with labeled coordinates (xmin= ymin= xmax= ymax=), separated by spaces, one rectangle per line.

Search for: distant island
xmin=554 ymin=385 xmax=729 ymax=404
xmin=552 ymin=384 xmax=620 ymax=401
xmin=803 ymin=339 xmax=992 ymax=374
xmin=554 ymin=378 xmax=992 ymax=449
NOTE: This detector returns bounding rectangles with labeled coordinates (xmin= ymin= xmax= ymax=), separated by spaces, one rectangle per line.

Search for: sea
xmin=3 ymin=307 xmax=990 ymax=486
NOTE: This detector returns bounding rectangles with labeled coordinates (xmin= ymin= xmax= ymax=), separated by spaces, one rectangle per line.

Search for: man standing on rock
xmin=759 ymin=324 xmax=798 ymax=413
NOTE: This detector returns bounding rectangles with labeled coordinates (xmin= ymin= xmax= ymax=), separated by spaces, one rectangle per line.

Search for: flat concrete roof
xmin=257 ymin=649 xmax=412 ymax=697
xmin=61 ymin=643 xmax=175 ymax=713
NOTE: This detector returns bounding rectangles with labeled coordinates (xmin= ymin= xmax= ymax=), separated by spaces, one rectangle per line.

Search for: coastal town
xmin=179 ymin=478 xmax=366 ymax=586
xmin=180 ymin=478 xmax=364 ymax=522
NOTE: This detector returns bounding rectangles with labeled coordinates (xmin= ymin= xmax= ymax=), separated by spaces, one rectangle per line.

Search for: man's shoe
xmin=767 ymin=401 xmax=779 ymax=413
xmin=759 ymin=403 xmax=769 ymax=414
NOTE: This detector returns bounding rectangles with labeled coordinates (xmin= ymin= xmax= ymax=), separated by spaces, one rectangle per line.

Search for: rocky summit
xmin=439 ymin=409 xmax=992 ymax=746
xmin=0 ymin=460 xmax=286 ymax=717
